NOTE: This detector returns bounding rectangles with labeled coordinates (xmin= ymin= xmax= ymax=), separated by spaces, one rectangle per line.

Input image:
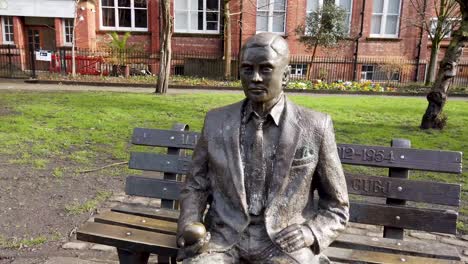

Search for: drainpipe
xmin=415 ymin=0 xmax=427 ymax=82
xmin=352 ymin=0 xmax=366 ymax=81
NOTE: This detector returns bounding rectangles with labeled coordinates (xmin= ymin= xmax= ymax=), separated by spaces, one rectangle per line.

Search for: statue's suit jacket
xmin=178 ymin=97 xmax=349 ymax=263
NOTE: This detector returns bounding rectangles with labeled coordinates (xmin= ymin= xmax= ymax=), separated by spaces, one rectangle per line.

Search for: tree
xmin=107 ymin=32 xmax=132 ymax=76
xmin=420 ymin=0 xmax=467 ymax=129
xmin=223 ymin=0 xmax=232 ymax=80
xmin=156 ymin=0 xmax=173 ymax=94
xmin=407 ymin=0 xmax=461 ymax=85
xmin=296 ymin=1 xmax=348 ymax=80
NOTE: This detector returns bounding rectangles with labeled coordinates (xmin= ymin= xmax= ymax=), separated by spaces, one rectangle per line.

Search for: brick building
xmin=0 ymin=0 xmax=465 ymax=81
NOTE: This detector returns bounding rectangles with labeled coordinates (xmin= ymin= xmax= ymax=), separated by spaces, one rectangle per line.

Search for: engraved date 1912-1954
xmin=337 ymin=146 xmax=395 ymax=163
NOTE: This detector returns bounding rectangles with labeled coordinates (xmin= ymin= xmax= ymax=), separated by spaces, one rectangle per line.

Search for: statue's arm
xmin=177 ymin=116 xmax=211 ymax=241
xmin=305 ymin=115 xmax=349 ymax=254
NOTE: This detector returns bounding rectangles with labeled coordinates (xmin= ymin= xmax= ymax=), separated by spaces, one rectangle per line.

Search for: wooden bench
xmin=77 ymin=123 xmax=464 ymax=264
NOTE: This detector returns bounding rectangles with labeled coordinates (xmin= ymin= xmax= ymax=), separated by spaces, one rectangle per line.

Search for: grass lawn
xmin=0 ymin=90 xmax=467 ymax=226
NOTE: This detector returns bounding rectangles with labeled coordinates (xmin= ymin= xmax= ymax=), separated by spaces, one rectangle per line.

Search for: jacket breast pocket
xmin=291 ymin=155 xmax=315 ymax=167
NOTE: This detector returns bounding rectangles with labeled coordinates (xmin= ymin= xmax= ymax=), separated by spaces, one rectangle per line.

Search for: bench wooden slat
xmin=126 ymin=176 xmax=182 ymax=200
xmin=324 ymin=247 xmax=463 ymax=264
xmin=76 ymin=222 xmax=177 ymax=256
xmin=338 ymin=144 xmax=462 ymax=173
xmin=131 ymin=129 xmax=462 ymax=173
xmin=126 ymin=172 xmax=460 ymax=207
xmin=132 ymin=128 xmax=199 ymax=150
xmin=350 ymin=202 xmax=458 ymax=234
xmin=112 ymin=203 xmax=180 ymax=222
xmin=94 ymin=211 xmax=177 ymax=235
xmin=129 ymin=152 xmax=191 ymax=174
xmin=346 ymin=174 xmax=461 ymax=206
xmin=333 ymin=234 xmax=460 ymax=260
xmin=125 ymin=176 xmax=457 ymax=234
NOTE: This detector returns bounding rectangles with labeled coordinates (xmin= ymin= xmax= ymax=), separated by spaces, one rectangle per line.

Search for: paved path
xmin=0 ymin=79 xmax=467 ymax=100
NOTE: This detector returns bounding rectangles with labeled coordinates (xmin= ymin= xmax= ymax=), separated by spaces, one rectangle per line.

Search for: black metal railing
xmin=1 ymin=46 xmax=467 ymax=89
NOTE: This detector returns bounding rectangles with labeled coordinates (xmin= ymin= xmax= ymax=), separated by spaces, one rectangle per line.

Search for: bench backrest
xmin=126 ymin=124 xmax=463 ymax=239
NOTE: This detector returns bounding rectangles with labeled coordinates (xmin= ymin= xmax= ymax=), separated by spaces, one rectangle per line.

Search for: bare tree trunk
xmin=72 ymin=0 xmax=79 ymax=77
xmin=306 ymin=40 xmax=319 ymax=80
xmin=420 ymin=0 xmax=467 ymax=129
xmin=156 ymin=0 xmax=172 ymax=94
xmin=425 ymin=42 xmax=440 ymax=85
xmin=223 ymin=0 xmax=232 ymax=80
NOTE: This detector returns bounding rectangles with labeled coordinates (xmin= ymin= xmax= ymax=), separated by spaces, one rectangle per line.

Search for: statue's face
xmin=240 ymin=46 xmax=288 ymax=104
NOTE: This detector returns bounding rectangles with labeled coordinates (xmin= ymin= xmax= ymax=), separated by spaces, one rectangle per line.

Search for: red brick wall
xmin=77 ymin=0 xmax=466 ymax=62
xmin=75 ymin=1 xmax=97 ymax=49
xmin=55 ymin=18 xmax=65 ymax=48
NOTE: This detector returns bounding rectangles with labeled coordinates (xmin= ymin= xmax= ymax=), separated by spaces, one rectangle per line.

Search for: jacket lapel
xmin=222 ymin=101 xmax=248 ymax=214
xmin=267 ymin=99 xmax=301 ymax=207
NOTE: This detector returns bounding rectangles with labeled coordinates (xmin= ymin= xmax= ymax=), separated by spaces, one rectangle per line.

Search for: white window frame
xmin=369 ymin=0 xmax=402 ymax=38
xmin=429 ymin=17 xmax=459 ymax=39
xmin=256 ymin=0 xmax=287 ymax=34
xmin=174 ymin=0 xmax=221 ymax=34
xmin=305 ymin=0 xmax=353 ymax=34
xmin=290 ymin=63 xmax=308 ymax=77
xmin=100 ymin=0 xmax=148 ymax=31
xmin=63 ymin=18 xmax=74 ymax=46
xmin=2 ymin=16 xmax=14 ymax=44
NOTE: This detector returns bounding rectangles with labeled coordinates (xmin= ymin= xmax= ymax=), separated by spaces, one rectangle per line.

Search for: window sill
xmin=366 ymin=37 xmax=402 ymax=41
xmin=173 ymin=33 xmax=221 ymax=38
xmin=97 ymin=29 xmax=150 ymax=35
xmin=0 ymin=43 xmax=16 ymax=48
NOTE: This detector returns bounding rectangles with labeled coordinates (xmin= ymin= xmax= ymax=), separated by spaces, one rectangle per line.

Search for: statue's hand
xmin=176 ymin=226 xmax=211 ymax=261
xmin=274 ymin=224 xmax=314 ymax=253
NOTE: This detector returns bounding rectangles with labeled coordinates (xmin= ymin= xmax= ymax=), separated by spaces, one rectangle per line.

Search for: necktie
xmin=247 ymin=115 xmax=266 ymax=215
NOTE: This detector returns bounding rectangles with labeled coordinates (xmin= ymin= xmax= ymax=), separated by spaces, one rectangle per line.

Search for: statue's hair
xmin=241 ymin=33 xmax=290 ymax=62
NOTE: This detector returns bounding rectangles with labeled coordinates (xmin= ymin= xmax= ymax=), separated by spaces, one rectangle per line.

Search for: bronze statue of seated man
xmin=177 ymin=32 xmax=349 ymax=264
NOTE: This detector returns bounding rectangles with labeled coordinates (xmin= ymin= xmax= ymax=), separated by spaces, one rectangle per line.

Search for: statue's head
xmin=240 ymin=33 xmax=290 ymax=104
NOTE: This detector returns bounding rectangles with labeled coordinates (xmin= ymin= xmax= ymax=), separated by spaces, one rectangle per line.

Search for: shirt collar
xmin=244 ymin=93 xmax=285 ymax=126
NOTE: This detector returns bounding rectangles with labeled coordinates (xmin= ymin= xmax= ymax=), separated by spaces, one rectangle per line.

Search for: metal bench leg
xmin=117 ymin=249 xmax=149 ymax=264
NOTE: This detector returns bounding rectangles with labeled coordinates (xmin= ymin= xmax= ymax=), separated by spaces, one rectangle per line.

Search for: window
xmin=306 ymin=0 xmax=353 ymax=33
xmin=256 ymin=0 xmax=286 ymax=34
xmin=174 ymin=0 xmax=220 ymax=33
xmin=101 ymin=0 xmax=148 ymax=31
xmin=290 ymin=64 xmax=307 ymax=77
xmin=2 ymin=16 xmax=14 ymax=44
xmin=63 ymin=18 xmax=74 ymax=46
xmin=429 ymin=18 xmax=459 ymax=39
xmin=370 ymin=0 xmax=401 ymax=38
xmin=361 ymin=64 xmax=399 ymax=81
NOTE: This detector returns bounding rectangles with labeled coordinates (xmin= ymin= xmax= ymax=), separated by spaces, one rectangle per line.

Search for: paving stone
xmin=62 ymin=242 xmax=89 ymax=250
xmin=409 ymin=232 xmax=437 ymax=240
xmin=441 ymin=237 xmax=468 ymax=248
xmin=90 ymin=244 xmax=117 ymax=252
xmin=461 ymin=235 xmax=468 ymax=241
